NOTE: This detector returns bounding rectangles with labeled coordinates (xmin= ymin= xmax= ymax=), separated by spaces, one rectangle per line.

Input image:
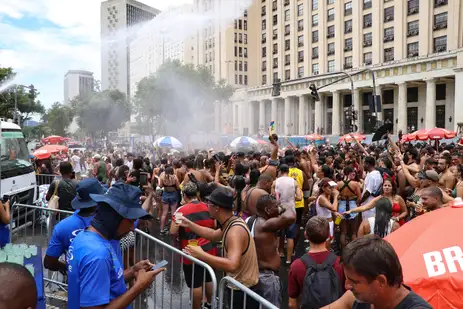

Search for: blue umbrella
xmin=230 ymin=136 xmax=258 ymax=148
xmin=153 ymin=136 xmax=183 ymax=148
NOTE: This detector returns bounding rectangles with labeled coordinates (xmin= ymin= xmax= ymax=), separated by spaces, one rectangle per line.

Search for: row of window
xmin=234 ymin=61 xmax=248 ymax=72
xmin=234 ymin=46 xmax=248 ymax=58
xmin=234 ymin=33 xmax=248 ymax=44
xmin=234 ymin=19 xmax=248 ymax=30
xmin=235 ymin=74 xmax=248 ymax=85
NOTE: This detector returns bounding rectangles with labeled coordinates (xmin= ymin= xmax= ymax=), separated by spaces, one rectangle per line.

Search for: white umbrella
xmin=230 ymin=136 xmax=258 ymax=148
xmin=153 ymin=136 xmax=183 ymax=148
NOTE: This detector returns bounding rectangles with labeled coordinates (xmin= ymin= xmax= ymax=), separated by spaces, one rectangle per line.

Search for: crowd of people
xmin=3 ymin=131 xmax=462 ymax=309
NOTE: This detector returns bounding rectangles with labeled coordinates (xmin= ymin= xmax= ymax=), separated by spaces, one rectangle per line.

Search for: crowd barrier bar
xmin=218 ymin=276 xmax=279 ymax=309
xmin=133 ymin=229 xmax=218 ymax=309
xmin=36 ymin=174 xmax=59 ymax=186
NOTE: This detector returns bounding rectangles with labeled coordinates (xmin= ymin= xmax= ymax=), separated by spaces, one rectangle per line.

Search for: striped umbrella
xmin=230 ymin=136 xmax=258 ymax=148
xmin=153 ymin=136 xmax=183 ymax=148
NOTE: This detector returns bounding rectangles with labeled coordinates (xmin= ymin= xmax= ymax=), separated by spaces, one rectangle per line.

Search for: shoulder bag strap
xmin=53 ymin=180 xmax=60 ymax=196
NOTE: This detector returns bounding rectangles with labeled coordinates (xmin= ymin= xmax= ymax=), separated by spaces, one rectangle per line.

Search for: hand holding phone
xmin=139 ymin=172 xmax=148 ymax=187
xmin=152 ymin=260 xmax=168 ymax=271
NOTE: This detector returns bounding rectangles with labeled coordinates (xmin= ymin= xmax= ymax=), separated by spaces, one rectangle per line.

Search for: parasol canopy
xmin=153 ymin=136 xmax=183 ymax=148
xmin=385 ymin=199 xmax=463 ymax=308
xmin=407 ymin=128 xmax=457 ymax=141
xmin=33 ymin=145 xmax=69 ymax=160
xmin=305 ymin=134 xmax=324 ymax=141
xmin=41 ymin=135 xmax=69 ymax=144
xmin=230 ymin=136 xmax=258 ymax=148
xmin=339 ymin=133 xmax=366 ymax=143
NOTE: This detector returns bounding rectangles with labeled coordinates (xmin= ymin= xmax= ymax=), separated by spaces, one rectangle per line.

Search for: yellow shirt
xmin=289 ymin=167 xmax=304 ymax=208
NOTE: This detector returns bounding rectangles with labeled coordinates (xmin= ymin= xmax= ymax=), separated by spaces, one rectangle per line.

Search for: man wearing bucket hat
xmin=180 ymin=187 xmax=260 ymax=309
xmin=67 ymin=182 xmax=164 ymax=309
xmin=44 ymin=178 xmax=105 ymax=273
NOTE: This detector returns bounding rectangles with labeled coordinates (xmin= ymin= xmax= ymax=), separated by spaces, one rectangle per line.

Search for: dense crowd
xmin=3 ymin=133 xmax=463 ymax=308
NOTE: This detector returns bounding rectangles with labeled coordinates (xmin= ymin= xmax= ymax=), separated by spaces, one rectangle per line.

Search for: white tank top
xmin=367 ymin=217 xmax=394 ymax=237
xmin=275 ymin=176 xmax=296 ymax=207
xmin=315 ymin=196 xmax=332 ymax=219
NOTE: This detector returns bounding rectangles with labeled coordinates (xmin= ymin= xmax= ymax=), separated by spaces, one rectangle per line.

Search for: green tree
xmin=0 ymin=67 xmax=45 ymax=122
xmin=133 ymin=60 xmax=234 ymax=137
xmin=73 ymin=89 xmax=131 ymax=139
xmin=44 ymin=102 xmax=74 ymax=136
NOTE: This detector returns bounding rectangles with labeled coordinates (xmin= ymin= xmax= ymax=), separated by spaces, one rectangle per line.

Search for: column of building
xmin=397 ymin=82 xmax=407 ymax=133
xmin=425 ymin=78 xmax=436 ymax=129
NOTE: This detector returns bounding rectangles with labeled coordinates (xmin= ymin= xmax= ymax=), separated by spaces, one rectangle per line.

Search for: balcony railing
xmin=433 ymin=21 xmax=448 ymax=30
xmin=434 ymin=45 xmax=447 ymax=53
xmin=344 ymin=46 xmax=352 ymax=51
xmin=327 ymin=50 xmax=335 ymax=55
xmin=344 ymin=63 xmax=353 ymax=69
xmin=408 ymin=7 xmax=419 ymax=15
xmin=312 ymin=54 xmax=319 ymax=59
xmin=326 ymin=33 xmax=335 ymax=38
xmin=363 ymin=21 xmax=372 ymax=28
xmin=407 ymin=29 xmax=419 ymax=37
xmin=434 ymin=0 xmax=448 ymax=8
xmin=363 ymin=40 xmax=372 ymax=47
xmin=364 ymin=1 xmax=372 ymax=9
xmin=407 ymin=51 xmax=419 ymax=58
xmin=384 ymin=35 xmax=394 ymax=42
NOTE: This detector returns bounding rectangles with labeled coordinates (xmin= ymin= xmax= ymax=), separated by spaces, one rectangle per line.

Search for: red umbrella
xmin=385 ymin=201 xmax=463 ymax=308
xmin=41 ymin=135 xmax=66 ymax=144
xmin=33 ymin=145 xmax=69 ymax=160
xmin=339 ymin=133 xmax=366 ymax=143
xmin=407 ymin=128 xmax=456 ymax=141
xmin=305 ymin=134 xmax=324 ymax=141
xmin=256 ymin=139 xmax=268 ymax=145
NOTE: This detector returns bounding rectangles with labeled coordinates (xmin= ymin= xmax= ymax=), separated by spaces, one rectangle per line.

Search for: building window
xmin=273 ymin=58 xmax=278 ymax=68
xmin=239 ymin=61 xmax=243 ymax=71
xmin=285 ymin=69 xmax=290 ymax=80
xmin=262 ymin=60 xmax=267 ymax=71
xmin=327 ymin=25 xmax=335 ymax=38
xmin=312 ymin=30 xmax=319 ymax=42
xmin=436 ymin=84 xmax=446 ymax=100
xmin=312 ymin=0 xmax=318 ymax=10
xmin=239 ymin=20 xmax=242 ymax=29
xmin=273 ymin=72 xmax=278 ymax=82
xmin=364 ymin=52 xmax=372 ymax=65
xmin=298 ymin=19 xmax=304 ymax=31
xmin=272 ymin=0 xmax=277 ymax=11
xmin=298 ymin=50 xmax=304 ymax=62
xmin=312 ymin=63 xmax=319 ymax=74
xmin=234 ymin=46 xmax=237 ymax=57
xmin=434 ymin=12 xmax=448 ymax=30
xmin=235 ymin=74 xmax=238 ymax=84
xmin=244 ymin=20 xmax=247 ymax=30
xmin=235 ymin=60 xmax=238 ymax=70
xmin=363 ymin=14 xmax=372 ymax=28
xmin=327 ymin=8 xmax=335 ymax=21
xmin=244 ymin=75 xmax=248 ymax=85
xmin=344 ymin=38 xmax=352 ymax=51
xmin=363 ymin=0 xmax=372 ymax=9
xmin=285 ymin=9 xmax=290 ymax=21
xmin=434 ymin=36 xmax=447 ymax=52
xmin=312 ymin=47 xmax=319 ymax=59
xmin=327 ymin=0 xmax=335 ymax=4
xmin=261 ymin=5 xmax=266 ymax=16
xmin=407 ymin=87 xmax=418 ymax=103
xmin=262 ymin=75 xmax=267 ymax=85
xmin=344 ymin=2 xmax=352 ymax=16
xmin=285 ymin=39 xmax=290 ymax=51
xmin=298 ymin=35 xmax=304 ymax=47
xmin=285 ymin=54 xmax=290 ymax=65
xmin=234 ymin=33 xmax=237 ymax=43
xmin=244 ymin=34 xmax=247 ymax=44
xmin=298 ymin=4 xmax=303 ymax=16
xmin=273 ymin=14 xmax=278 ymax=25
xmin=262 ymin=46 xmax=266 ymax=57
xmin=384 ymin=27 xmax=394 ymax=42
xmin=407 ymin=42 xmax=419 ymax=57
xmin=234 ymin=20 xmax=237 ymax=29
xmin=239 ymin=33 xmax=243 ymax=43
xmin=434 ymin=0 xmax=448 ymax=7
xmin=239 ymin=75 xmax=243 ymax=84
xmin=244 ymin=48 xmax=248 ymax=58
xmin=327 ymin=43 xmax=335 ymax=55
xmin=285 ymin=24 xmax=290 ymax=35
xmin=363 ymin=32 xmax=372 ymax=46
xmin=344 ymin=56 xmax=353 ymax=69
xmin=345 ymin=20 xmax=352 ymax=33
xmin=273 ymin=43 xmax=278 ymax=54
xmin=273 ymin=28 xmax=278 ymax=39
xmin=408 ymin=0 xmax=419 ymax=15
xmin=239 ymin=47 xmax=242 ymax=57
xmin=384 ymin=7 xmax=394 ymax=22
xmin=298 ymin=66 xmax=304 ymax=78
xmin=328 ymin=60 xmax=335 ymax=72
xmin=262 ymin=19 xmax=266 ymax=30
xmin=384 ymin=47 xmax=394 ymax=62
xmin=312 ymin=14 xmax=318 ymax=26
xmin=407 ymin=21 xmax=419 ymax=36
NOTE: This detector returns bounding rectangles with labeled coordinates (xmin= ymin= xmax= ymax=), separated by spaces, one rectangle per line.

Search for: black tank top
xmin=352 ymin=289 xmax=432 ymax=309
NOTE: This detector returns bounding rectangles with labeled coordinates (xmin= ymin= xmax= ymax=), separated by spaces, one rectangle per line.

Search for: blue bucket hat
xmin=90 ymin=182 xmax=152 ymax=220
xmin=72 ymin=178 xmax=105 ymax=210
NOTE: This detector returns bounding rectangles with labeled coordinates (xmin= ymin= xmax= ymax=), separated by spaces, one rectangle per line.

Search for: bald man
xmin=0 ymin=262 xmax=37 ymax=309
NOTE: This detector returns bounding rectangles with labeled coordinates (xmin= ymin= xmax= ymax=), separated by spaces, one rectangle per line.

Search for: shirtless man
xmin=437 ymin=156 xmax=456 ymax=190
xmin=259 ymin=136 xmax=279 ymax=180
xmin=182 ymin=159 xmax=213 ymax=186
xmin=173 ymin=159 xmax=186 ymax=184
xmin=240 ymin=174 xmax=273 ymax=216
xmin=247 ymin=195 xmax=295 ymax=307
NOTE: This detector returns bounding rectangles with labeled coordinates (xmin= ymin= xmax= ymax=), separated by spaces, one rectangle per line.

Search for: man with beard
xmin=247 ymin=194 xmax=295 ymax=307
xmin=67 ymin=183 xmax=164 ymax=309
xmin=322 ymin=235 xmax=431 ymax=309
xmin=240 ymin=174 xmax=274 ymax=216
xmin=437 ymin=156 xmax=456 ymax=190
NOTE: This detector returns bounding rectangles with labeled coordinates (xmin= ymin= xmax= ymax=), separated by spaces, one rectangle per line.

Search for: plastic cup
xmin=334 ymin=216 xmax=342 ymax=225
xmin=175 ymin=212 xmax=183 ymax=224
xmin=188 ymin=239 xmax=198 ymax=247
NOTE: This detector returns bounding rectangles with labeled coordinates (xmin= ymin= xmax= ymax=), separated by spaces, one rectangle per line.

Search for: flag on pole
xmin=269 ymin=121 xmax=276 ymax=136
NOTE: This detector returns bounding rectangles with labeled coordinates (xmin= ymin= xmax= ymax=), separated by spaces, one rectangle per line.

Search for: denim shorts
xmin=162 ymin=191 xmax=179 ymax=205
xmin=338 ymin=200 xmax=358 ymax=220
xmin=280 ymin=223 xmax=297 ymax=239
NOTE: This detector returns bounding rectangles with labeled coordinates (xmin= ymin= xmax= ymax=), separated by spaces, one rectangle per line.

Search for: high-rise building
xmin=129 ymin=4 xmax=194 ymax=99
xmin=100 ymin=0 xmax=160 ymax=97
xmin=63 ymin=70 xmax=94 ymax=104
xmin=231 ymin=0 xmax=463 ymax=137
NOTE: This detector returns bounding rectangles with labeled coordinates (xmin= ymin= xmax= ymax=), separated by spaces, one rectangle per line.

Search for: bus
xmin=1 ymin=121 xmax=37 ymax=207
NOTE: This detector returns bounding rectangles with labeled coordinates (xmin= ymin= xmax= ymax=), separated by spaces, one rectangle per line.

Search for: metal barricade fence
xmin=130 ymin=229 xmax=218 ymax=309
xmin=10 ymin=203 xmax=73 ymax=307
xmin=36 ymin=174 xmax=59 ymax=186
xmin=218 ymin=276 xmax=279 ymax=309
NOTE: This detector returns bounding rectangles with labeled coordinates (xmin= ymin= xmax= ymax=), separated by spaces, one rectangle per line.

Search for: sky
xmin=0 ymin=0 xmax=193 ymax=109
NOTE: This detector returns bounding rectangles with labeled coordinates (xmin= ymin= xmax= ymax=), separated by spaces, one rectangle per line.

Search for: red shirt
xmin=288 ymin=251 xmax=345 ymax=299
xmin=173 ymin=201 xmax=217 ymax=265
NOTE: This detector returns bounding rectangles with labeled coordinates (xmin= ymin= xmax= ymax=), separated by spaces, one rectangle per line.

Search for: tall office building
xmin=231 ymin=0 xmax=463 ymax=137
xmin=101 ymin=0 xmax=160 ymax=97
xmin=63 ymin=70 xmax=94 ymax=104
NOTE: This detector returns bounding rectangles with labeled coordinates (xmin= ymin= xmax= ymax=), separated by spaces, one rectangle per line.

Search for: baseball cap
xmin=71 ymin=178 xmax=105 ymax=210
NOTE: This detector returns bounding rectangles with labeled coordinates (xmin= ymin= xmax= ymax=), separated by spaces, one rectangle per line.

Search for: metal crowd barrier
xmin=36 ymin=174 xmax=59 ymax=186
xmin=131 ymin=229 xmax=218 ymax=309
xmin=218 ymin=276 xmax=279 ymax=309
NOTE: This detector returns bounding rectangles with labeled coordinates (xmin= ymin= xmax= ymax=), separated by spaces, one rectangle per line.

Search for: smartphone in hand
xmin=139 ymin=172 xmax=149 ymax=187
xmin=152 ymin=260 xmax=168 ymax=271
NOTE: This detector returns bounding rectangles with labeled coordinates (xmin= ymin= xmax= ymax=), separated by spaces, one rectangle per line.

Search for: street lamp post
xmin=14 ymin=84 xmax=34 ymax=126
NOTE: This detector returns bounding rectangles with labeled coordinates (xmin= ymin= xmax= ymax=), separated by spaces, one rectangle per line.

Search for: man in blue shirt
xmin=67 ymin=182 xmax=164 ymax=309
xmin=44 ymin=178 xmax=105 ymax=273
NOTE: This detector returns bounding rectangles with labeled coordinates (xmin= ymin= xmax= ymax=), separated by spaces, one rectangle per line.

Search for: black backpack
xmin=300 ymin=253 xmax=342 ymax=309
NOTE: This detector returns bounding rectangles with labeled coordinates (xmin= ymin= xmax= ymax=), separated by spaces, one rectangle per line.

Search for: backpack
xmin=300 ymin=253 xmax=342 ymax=309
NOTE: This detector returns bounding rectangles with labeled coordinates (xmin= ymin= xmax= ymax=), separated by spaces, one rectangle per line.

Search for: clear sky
xmin=0 ymin=0 xmax=193 ymax=109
